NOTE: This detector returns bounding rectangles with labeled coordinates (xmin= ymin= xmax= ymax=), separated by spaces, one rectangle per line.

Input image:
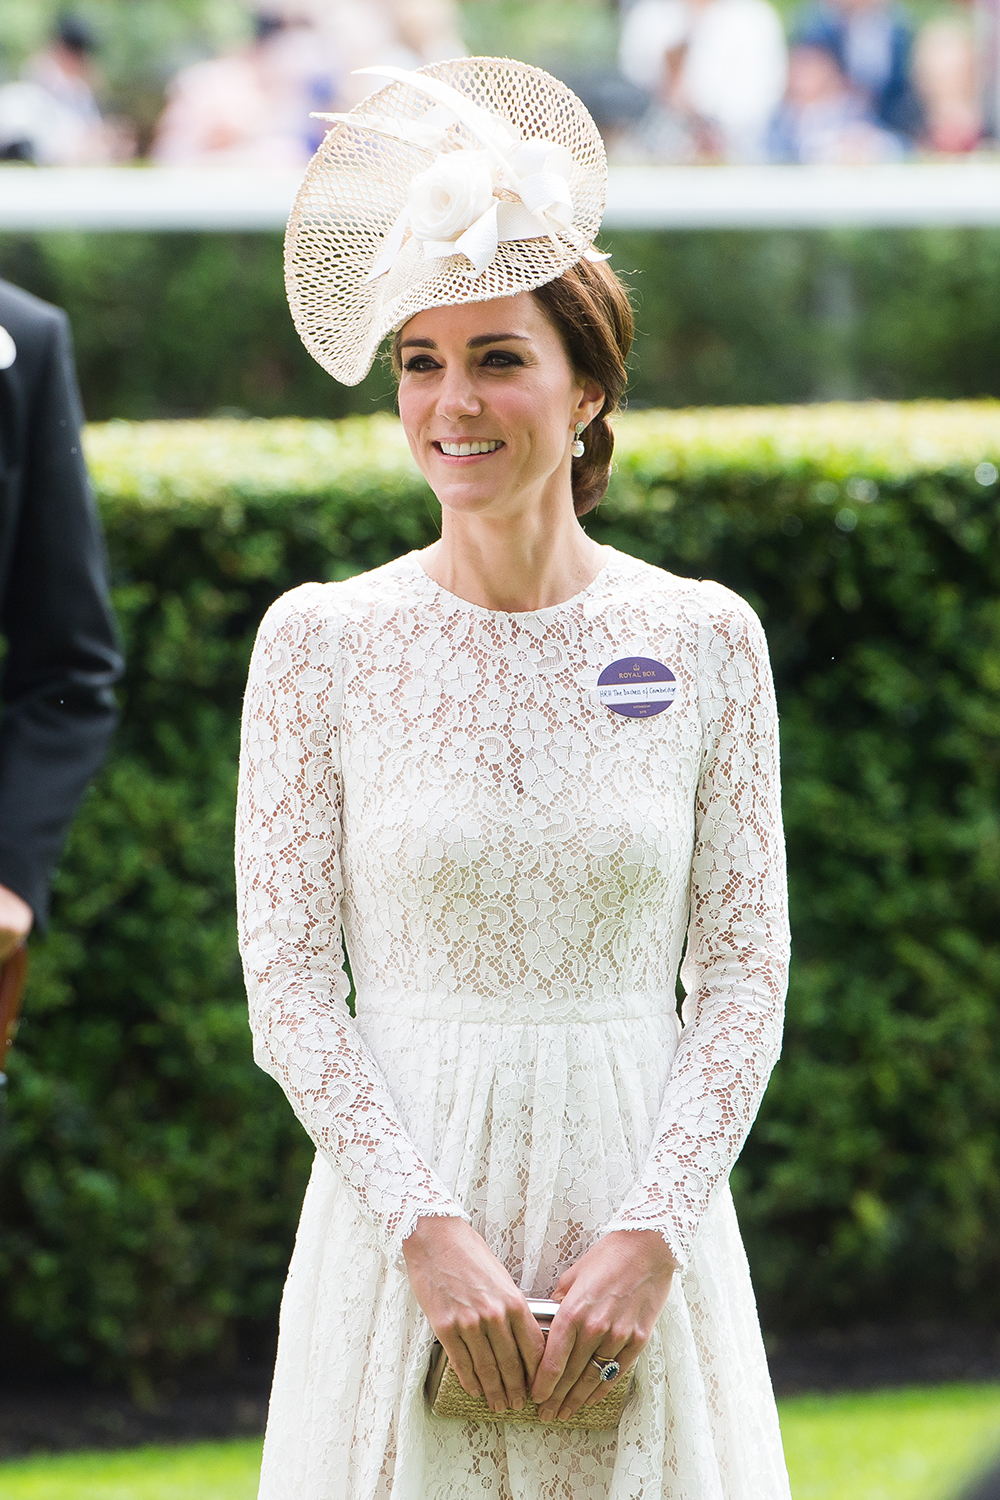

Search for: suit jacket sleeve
xmin=0 ymin=299 xmax=123 ymax=927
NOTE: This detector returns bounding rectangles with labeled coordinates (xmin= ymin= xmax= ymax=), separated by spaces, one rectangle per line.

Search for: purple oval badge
xmin=597 ymin=657 xmax=676 ymax=718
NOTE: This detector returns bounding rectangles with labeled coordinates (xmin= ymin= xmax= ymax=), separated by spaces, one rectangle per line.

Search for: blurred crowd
xmin=612 ymin=0 xmax=985 ymax=162
xmin=0 ymin=0 xmax=465 ymax=167
xmin=0 ymin=0 xmax=993 ymax=168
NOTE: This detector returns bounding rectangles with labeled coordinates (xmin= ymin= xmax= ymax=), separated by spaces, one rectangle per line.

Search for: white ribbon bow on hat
xmin=316 ymin=65 xmax=608 ymax=282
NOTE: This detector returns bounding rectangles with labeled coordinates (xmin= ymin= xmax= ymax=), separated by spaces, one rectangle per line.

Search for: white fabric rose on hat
xmin=407 ymin=150 xmax=495 ymax=251
xmin=345 ymin=64 xmax=609 ymax=287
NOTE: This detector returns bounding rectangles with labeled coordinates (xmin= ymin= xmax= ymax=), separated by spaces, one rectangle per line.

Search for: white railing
xmin=605 ymin=162 xmax=1000 ymax=229
xmin=1 ymin=161 xmax=1000 ymax=232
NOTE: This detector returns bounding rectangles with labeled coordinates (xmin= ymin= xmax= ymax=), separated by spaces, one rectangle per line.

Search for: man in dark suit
xmin=0 ymin=278 xmax=122 ymax=968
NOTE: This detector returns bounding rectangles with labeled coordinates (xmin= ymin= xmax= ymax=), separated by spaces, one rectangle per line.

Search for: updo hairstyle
xmin=391 ymin=256 xmax=634 ymax=517
xmin=531 ymin=256 xmax=634 ymax=515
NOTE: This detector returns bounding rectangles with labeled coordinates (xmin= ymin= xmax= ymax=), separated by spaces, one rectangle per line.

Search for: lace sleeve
xmin=235 ymin=588 xmax=469 ymax=1260
xmin=602 ymin=591 xmax=790 ymax=1267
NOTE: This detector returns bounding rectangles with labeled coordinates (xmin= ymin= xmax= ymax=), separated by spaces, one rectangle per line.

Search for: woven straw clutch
xmin=425 ymin=1299 xmax=633 ymax=1430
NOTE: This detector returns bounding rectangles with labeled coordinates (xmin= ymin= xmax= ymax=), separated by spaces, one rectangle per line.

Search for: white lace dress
xmin=236 ymin=547 xmax=791 ymax=1500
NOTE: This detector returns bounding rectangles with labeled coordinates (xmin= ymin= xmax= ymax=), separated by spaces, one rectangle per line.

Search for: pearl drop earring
xmin=571 ymin=422 xmax=586 ymax=458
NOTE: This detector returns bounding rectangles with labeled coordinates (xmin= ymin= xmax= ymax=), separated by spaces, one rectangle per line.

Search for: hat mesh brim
xmin=285 ymin=57 xmax=608 ymax=386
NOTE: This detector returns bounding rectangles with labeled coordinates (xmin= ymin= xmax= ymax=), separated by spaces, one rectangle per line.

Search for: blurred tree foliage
xmin=0 ymin=231 xmax=397 ymax=423
xmin=1 ymin=404 xmax=999 ymax=1386
xmin=3 ymin=226 xmax=1000 ymax=419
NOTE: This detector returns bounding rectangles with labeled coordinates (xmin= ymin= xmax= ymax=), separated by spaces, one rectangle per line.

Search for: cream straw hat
xmin=284 ymin=56 xmax=608 ymax=386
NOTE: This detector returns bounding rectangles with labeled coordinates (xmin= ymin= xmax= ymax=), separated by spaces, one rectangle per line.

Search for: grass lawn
xmin=0 ymin=1385 xmax=998 ymax=1499
xmin=780 ymin=1384 xmax=1000 ymax=1500
xmin=0 ymin=1440 xmax=263 ymax=1500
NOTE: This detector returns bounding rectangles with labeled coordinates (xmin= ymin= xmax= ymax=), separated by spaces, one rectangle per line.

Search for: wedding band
xmin=590 ymin=1357 xmax=621 ymax=1382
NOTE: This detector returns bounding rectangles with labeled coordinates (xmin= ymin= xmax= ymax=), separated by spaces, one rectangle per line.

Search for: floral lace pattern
xmin=236 ymin=548 xmax=791 ymax=1499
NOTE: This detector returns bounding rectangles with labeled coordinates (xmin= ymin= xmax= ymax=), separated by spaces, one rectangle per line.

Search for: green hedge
xmin=2 ymin=403 xmax=999 ymax=1386
xmin=5 ymin=226 xmax=1000 ymax=419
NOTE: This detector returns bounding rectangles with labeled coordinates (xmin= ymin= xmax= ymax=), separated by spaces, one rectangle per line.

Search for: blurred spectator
xmin=152 ymin=11 xmax=338 ymax=167
xmin=0 ymin=15 xmax=133 ymax=165
xmin=768 ymin=39 xmax=906 ymax=160
xmin=393 ymin=0 xmax=466 ymax=64
xmin=152 ymin=1 xmax=465 ymax=163
xmin=617 ymin=0 xmax=788 ymax=162
xmin=315 ymin=0 xmax=467 ymax=109
xmin=794 ymin=0 xmax=923 ymax=141
xmin=912 ymin=19 xmax=983 ymax=153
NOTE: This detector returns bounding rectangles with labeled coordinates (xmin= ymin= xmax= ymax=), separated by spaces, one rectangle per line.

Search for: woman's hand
xmin=403 ymin=1216 xmax=546 ymax=1414
xmin=0 ymin=884 xmax=32 ymax=965
xmin=531 ymin=1229 xmax=679 ymax=1423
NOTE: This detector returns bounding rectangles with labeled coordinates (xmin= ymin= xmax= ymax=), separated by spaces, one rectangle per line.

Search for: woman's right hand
xmin=402 ymin=1216 xmax=546 ymax=1413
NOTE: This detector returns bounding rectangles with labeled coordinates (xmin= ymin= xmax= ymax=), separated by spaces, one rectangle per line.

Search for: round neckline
xmin=404 ymin=548 xmax=618 ymax=620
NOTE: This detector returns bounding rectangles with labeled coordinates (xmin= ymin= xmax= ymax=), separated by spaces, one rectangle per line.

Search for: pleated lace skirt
xmin=258 ymin=999 xmax=791 ymax=1500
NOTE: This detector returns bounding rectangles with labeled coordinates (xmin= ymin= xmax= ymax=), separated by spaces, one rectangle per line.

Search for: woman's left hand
xmin=530 ymin=1229 xmax=678 ymax=1422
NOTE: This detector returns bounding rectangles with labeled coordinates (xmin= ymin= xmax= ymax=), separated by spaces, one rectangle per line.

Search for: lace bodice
xmin=236 ymin=548 xmax=789 ymax=1266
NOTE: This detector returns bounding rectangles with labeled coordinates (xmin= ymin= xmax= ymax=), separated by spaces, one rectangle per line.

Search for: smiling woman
xmin=237 ymin=54 xmax=792 ymax=1500
xmin=390 ymin=277 xmax=629 ymax=611
xmin=391 ymin=257 xmax=633 ymax=522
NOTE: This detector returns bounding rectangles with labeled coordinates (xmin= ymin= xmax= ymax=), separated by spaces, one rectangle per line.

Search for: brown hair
xmin=531 ymin=257 xmax=634 ymax=515
xmin=390 ymin=256 xmax=634 ymax=517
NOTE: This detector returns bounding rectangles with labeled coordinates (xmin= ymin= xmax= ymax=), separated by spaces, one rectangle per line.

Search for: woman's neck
xmin=419 ymin=505 xmax=606 ymax=613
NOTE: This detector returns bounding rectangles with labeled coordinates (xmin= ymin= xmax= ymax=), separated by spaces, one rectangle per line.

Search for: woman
xmin=237 ymin=57 xmax=791 ymax=1499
